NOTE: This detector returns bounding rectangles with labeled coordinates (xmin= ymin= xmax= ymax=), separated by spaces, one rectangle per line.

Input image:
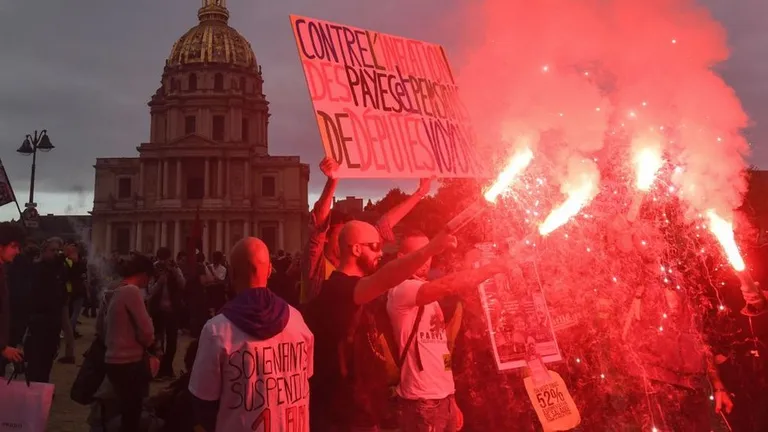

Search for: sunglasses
xmin=352 ymin=242 xmax=382 ymax=252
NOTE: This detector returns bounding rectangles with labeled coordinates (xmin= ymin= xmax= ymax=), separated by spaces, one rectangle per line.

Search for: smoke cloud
xmin=456 ymin=0 xmax=750 ymax=217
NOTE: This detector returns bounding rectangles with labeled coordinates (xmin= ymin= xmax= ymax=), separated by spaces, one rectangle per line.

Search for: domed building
xmin=91 ymin=0 xmax=309 ymax=258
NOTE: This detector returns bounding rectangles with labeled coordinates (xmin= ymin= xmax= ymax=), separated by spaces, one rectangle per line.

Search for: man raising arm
xmin=300 ymin=157 xmax=431 ymax=303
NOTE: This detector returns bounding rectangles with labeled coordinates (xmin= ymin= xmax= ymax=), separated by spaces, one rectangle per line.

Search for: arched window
xmin=189 ymin=73 xmax=198 ymax=91
xmin=214 ymin=73 xmax=224 ymax=91
xmin=239 ymin=77 xmax=246 ymax=93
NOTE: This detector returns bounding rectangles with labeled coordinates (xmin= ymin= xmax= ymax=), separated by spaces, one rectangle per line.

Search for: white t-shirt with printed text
xmin=189 ymin=307 xmax=314 ymax=431
xmin=387 ymin=279 xmax=455 ymax=400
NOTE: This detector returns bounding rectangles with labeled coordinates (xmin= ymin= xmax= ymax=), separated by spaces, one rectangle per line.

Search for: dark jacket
xmin=0 ymin=265 xmax=9 ymax=351
xmin=29 ymin=258 xmax=68 ymax=319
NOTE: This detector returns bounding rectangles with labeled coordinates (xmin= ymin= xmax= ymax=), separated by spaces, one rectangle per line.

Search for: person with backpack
xmin=305 ymin=220 xmax=457 ymax=431
xmin=148 ymin=247 xmax=186 ymax=380
xmin=387 ymin=231 xmax=517 ymax=432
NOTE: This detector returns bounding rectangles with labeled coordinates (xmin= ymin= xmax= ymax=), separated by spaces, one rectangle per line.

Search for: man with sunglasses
xmin=307 ymin=220 xmax=457 ymax=431
xmin=300 ymin=157 xmax=432 ymax=305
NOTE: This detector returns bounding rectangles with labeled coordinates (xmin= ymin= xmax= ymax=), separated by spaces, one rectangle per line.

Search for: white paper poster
xmin=474 ymin=243 xmax=562 ymax=371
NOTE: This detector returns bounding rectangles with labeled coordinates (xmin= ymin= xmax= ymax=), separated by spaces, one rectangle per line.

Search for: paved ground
xmin=38 ymin=315 xmax=192 ymax=432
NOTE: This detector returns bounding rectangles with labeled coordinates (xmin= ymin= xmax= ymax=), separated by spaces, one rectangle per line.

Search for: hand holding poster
xmin=290 ymin=15 xmax=487 ymax=178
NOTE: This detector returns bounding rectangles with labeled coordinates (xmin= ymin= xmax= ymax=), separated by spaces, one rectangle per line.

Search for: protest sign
xmin=290 ymin=15 xmax=487 ymax=178
xmin=474 ymin=244 xmax=562 ymax=370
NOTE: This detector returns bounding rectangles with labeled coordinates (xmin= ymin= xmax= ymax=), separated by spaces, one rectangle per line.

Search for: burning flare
xmin=484 ymin=147 xmax=535 ymax=203
xmin=632 ymin=142 xmax=664 ymax=191
xmin=539 ymin=162 xmax=599 ymax=236
xmin=706 ymin=210 xmax=745 ymax=271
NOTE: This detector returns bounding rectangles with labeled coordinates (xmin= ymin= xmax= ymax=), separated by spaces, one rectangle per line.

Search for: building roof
xmin=166 ymin=0 xmax=257 ymax=70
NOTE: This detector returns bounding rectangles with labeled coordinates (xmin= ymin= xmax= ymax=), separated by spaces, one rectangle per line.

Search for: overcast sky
xmin=0 ymin=0 xmax=765 ymax=221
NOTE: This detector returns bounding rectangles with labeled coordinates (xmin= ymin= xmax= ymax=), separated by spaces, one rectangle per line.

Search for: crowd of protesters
xmin=1 ymin=157 xmax=767 ymax=432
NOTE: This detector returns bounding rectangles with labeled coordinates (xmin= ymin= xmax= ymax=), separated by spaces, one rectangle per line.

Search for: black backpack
xmin=343 ymin=294 xmax=425 ymax=421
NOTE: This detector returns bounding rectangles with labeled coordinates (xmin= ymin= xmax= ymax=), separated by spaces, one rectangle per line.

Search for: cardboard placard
xmin=524 ymin=370 xmax=581 ymax=431
xmin=290 ymin=15 xmax=487 ymax=178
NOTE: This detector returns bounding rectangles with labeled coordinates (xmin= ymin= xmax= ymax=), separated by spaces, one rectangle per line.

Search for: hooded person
xmin=189 ymin=237 xmax=314 ymax=432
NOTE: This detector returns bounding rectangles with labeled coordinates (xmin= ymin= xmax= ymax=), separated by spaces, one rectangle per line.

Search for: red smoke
xmin=456 ymin=0 xmax=750 ymax=216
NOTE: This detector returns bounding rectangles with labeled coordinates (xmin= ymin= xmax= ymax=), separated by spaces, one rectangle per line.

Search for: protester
xmin=306 ymin=220 xmax=456 ymax=430
xmin=98 ymin=253 xmax=159 ymax=432
xmin=59 ymin=241 xmax=89 ymax=364
xmin=0 ymin=222 xmax=25 ymax=373
xmin=86 ymin=256 xmax=105 ymax=318
xmin=300 ymin=157 xmax=431 ymax=304
xmin=2 ymin=240 xmax=36 ymax=376
xmin=205 ymin=251 xmax=228 ymax=315
xmin=387 ymin=231 xmax=517 ymax=432
xmin=189 ymin=237 xmax=314 ymax=431
xmin=148 ymin=247 xmax=186 ymax=380
xmin=184 ymin=252 xmax=214 ymax=338
xmin=26 ymin=237 xmax=68 ymax=383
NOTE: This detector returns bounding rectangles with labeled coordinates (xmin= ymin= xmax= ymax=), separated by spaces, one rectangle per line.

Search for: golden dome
xmin=167 ymin=0 xmax=257 ymax=69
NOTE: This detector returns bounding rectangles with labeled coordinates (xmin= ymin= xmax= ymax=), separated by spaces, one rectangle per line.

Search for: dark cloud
xmin=0 ymin=0 xmax=764 ymax=218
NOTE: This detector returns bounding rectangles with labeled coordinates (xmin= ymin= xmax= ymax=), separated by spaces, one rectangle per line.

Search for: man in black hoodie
xmin=188 ymin=237 xmax=314 ymax=431
xmin=0 ymin=222 xmax=25 ymax=375
xmin=25 ymin=237 xmax=68 ymax=383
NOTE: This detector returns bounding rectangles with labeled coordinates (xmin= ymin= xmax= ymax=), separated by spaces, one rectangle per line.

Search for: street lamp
xmin=17 ymin=129 xmax=54 ymax=207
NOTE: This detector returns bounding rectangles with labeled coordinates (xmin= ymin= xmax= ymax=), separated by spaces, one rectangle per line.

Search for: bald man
xmin=189 ymin=237 xmax=314 ymax=432
xmin=387 ymin=232 xmax=516 ymax=432
xmin=306 ymin=220 xmax=456 ymax=431
xmin=300 ymin=158 xmax=431 ymax=304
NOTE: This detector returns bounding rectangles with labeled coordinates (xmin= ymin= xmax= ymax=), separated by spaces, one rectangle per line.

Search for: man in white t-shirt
xmin=189 ymin=237 xmax=314 ymax=432
xmin=387 ymin=231 xmax=514 ymax=432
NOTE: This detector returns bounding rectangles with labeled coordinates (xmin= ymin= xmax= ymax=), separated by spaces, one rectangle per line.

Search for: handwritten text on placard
xmin=291 ymin=15 xmax=486 ymax=178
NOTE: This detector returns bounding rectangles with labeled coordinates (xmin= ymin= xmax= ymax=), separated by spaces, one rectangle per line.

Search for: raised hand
xmin=319 ymin=157 xmax=339 ymax=180
xmin=416 ymin=177 xmax=434 ymax=196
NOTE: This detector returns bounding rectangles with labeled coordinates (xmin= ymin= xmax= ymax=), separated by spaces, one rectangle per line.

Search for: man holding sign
xmin=290 ymin=15 xmax=487 ymax=180
xmin=300 ymin=157 xmax=431 ymax=304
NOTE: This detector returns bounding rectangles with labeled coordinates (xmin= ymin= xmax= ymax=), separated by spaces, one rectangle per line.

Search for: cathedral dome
xmin=167 ymin=0 xmax=257 ymax=70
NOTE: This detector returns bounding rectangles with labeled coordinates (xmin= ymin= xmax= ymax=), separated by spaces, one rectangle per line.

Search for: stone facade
xmin=90 ymin=0 xmax=309 ymax=258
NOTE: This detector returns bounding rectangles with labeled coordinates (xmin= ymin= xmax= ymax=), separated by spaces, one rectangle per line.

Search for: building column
xmin=135 ymin=221 xmax=143 ymax=252
xmin=244 ymin=159 xmax=250 ymax=199
xmin=160 ymin=221 xmax=168 ymax=247
xmin=243 ymin=219 xmax=249 ymax=238
xmin=175 ymin=159 xmax=182 ymax=198
xmin=204 ymin=158 xmax=210 ymax=198
xmin=224 ymin=220 xmax=231 ymax=252
xmin=138 ymin=161 xmax=144 ymax=196
xmin=215 ymin=220 xmax=223 ymax=252
xmin=129 ymin=223 xmax=136 ymax=251
xmin=105 ymin=222 xmax=112 ymax=253
xmin=174 ymin=220 xmax=182 ymax=255
xmin=217 ymin=159 xmax=223 ymax=198
xmin=156 ymin=160 xmax=162 ymax=197
xmin=226 ymin=158 xmax=231 ymax=199
xmin=202 ymin=220 xmax=210 ymax=258
xmin=154 ymin=222 xmax=161 ymax=251
xmin=278 ymin=220 xmax=285 ymax=250
xmin=162 ymin=160 xmax=169 ymax=198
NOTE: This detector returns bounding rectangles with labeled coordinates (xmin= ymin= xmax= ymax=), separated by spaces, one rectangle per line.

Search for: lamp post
xmin=16 ymin=129 xmax=54 ymax=207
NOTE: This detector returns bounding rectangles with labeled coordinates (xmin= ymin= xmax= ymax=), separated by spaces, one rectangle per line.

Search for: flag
xmin=0 ymin=158 xmax=18 ymax=208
